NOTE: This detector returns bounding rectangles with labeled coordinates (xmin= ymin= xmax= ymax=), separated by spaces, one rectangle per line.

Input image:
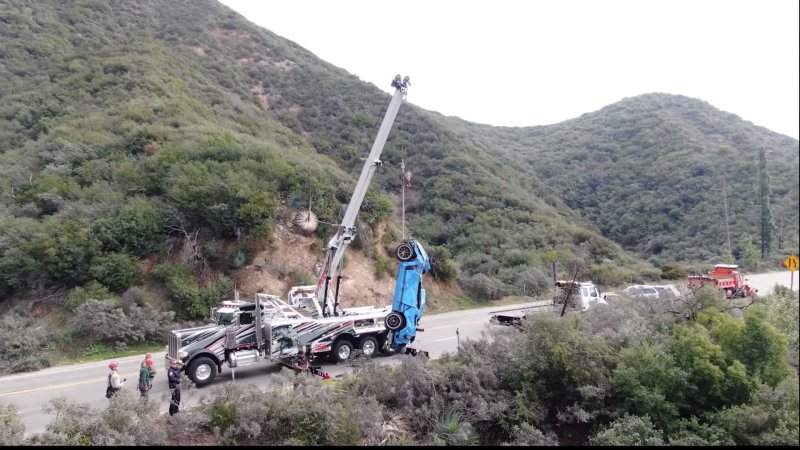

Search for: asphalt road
xmin=2 ymin=270 xmax=794 ymax=437
xmin=744 ymin=270 xmax=797 ymax=294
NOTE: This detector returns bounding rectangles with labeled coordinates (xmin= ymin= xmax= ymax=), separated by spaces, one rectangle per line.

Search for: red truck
xmin=687 ymin=264 xmax=757 ymax=299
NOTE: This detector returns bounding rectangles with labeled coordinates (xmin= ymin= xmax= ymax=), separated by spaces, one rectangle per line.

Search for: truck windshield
xmin=217 ymin=312 xmax=234 ymax=325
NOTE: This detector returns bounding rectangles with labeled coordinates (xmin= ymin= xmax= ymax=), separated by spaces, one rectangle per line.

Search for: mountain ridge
xmin=0 ymin=0 xmax=796 ymax=316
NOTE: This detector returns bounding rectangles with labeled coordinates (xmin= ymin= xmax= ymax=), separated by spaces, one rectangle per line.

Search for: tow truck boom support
xmin=315 ymin=75 xmax=410 ymax=317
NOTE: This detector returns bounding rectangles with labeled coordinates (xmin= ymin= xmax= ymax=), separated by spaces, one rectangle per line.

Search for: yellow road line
xmin=0 ymin=372 xmax=138 ymax=398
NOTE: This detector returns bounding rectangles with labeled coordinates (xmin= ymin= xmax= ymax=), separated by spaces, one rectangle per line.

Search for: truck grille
xmin=168 ymin=331 xmax=179 ymax=359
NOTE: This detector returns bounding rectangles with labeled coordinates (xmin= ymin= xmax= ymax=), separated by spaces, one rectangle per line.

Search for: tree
xmin=758 ymin=145 xmax=774 ymax=258
xmin=611 ymin=341 xmax=689 ymax=432
xmin=739 ymin=233 xmax=759 ymax=268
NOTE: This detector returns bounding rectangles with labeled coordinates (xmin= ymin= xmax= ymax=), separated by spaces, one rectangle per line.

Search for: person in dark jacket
xmin=167 ymin=359 xmax=182 ymax=415
xmin=291 ymin=345 xmax=310 ymax=373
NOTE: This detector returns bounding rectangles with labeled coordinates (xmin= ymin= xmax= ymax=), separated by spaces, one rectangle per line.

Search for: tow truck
xmin=490 ymin=280 xmax=605 ymax=328
xmin=165 ymin=75 xmax=431 ymax=387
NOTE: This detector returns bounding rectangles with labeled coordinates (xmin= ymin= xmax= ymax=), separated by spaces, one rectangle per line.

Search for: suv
xmin=622 ymin=285 xmax=659 ymax=300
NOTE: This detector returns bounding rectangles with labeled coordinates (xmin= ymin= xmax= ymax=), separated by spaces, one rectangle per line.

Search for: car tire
xmin=395 ymin=242 xmax=415 ymax=262
xmin=385 ymin=311 xmax=406 ymax=331
xmin=187 ymin=356 xmax=216 ymax=387
xmin=332 ymin=339 xmax=354 ymax=363
xmin=358 ymin=336 xmax=379 ymax=358
xmin=377 ymin=332 xmax=397 ymax=355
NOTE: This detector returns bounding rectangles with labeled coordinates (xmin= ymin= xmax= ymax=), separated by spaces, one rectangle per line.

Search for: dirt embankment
xmin=235 ymin=222 xmax=461 ymax=309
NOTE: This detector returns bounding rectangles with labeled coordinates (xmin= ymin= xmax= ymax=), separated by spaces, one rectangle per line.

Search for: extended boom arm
xmin=314 ymin=75 xmax=410 ymax=317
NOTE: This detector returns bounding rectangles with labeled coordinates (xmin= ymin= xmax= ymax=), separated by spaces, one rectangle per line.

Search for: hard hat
xmin=145 ymin=357 xmax=154 ymax=366
xmin=109 ymin=362 xmax=119 ymax=370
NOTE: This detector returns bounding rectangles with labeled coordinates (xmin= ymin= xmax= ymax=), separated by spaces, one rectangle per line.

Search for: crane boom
xmin=313 ymin=75 xmax=410 ymax=317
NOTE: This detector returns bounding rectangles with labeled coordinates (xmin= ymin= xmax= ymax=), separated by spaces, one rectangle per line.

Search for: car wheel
xmin=395 ymin=242 xmax=415 ymax=262
xmin=187 ymin=356 xmax=216 ymax=387
xmin=332 ymin=339 xmax=354 ymax=363
xmin=385 ymin=311 xmax=406 ymax=331
xmin=377 ymin=332 xmax=397 ymax=355
xmin=358 ymin=336 xmax=379 ymax=358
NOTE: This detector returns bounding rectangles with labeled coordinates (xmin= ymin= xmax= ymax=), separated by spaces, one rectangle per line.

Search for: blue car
xmin=384 ymin=239 xmax=430 ymax=349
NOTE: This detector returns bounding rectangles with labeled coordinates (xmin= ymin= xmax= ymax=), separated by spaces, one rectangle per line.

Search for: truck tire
xmin=332 ymin=339 xmax=354 ymax=363
xmin=358 ymin=336 xmax=379 ymax=358
xmin=385 ymin=311 xmax=406 ymax=331
xmin=187 ymin=356 xmax=216 ymax=387
xmin=395 ymin=242 xmax=415 ymax=262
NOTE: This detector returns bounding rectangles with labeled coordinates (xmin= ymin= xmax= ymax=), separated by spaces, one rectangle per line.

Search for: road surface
xmin=744 ymin=270 xmax=797 ymax=294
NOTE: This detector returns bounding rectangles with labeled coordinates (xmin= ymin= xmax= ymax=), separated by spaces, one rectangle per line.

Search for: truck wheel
xmin=358 ymin=336 xmax=378 ymax=358
xmin=187 ymin=356 xmax=216 ymax=387
xmin=395 ymin=242 xmax=415 ymax=262
xmin=385 ymin=311 xmax=406 ymax=331
xmin=332 ymin=339 xmax=354 ymax=363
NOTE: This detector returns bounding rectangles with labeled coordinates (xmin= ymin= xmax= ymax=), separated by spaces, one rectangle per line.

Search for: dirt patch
xmin=235 ymin=224 xmax=395 ymax=308
xmin=234 ymin=223 xmax=463 ymax=309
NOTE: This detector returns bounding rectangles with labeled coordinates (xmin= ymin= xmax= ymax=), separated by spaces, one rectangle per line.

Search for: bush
xmin=0 ymin=403 xmax=25 ymax=445
xmin=505 ymin=422 xmax=559 ymax=446
xmin=459 ymin=273 xmax=506 ymax=300
xmin=67 ymin=299 xmax=174 ymax=345
xmin=30 ymin=393 xmax=169 ymax=445
xmin=92 ymin=196 xmax=164 ymax=256
xmin=90 ymin=252 xmax=141 ymax=293
xmin=659 ymin=263 xmax=686 ymax=280
xmin=199 ymin=372 xmax=384 ymax=445
xmin=0 ymin=313 xmax=52 ymax=374
xmin=65 ymin=281 xmax=117 ymax=312
xmin=709 ymin=378 xmax=800 ymax=446
xmin=429 ymin=245 xmax=458 ymax=282
xmin=589 ymin=414 xmax=665 ymax=446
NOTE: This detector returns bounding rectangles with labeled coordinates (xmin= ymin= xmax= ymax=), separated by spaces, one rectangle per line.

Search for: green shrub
xmin=429 ymin=245 xmax=458 ymax=282
xmin=589 ymin=414 xmax=665 ymax=446
xmin=90 ymin=252 xmax=141 ymax=293
xmin=0 ymin=313 xmax=52 ymax=374
xmin=65 ymin=281 xmax=117 ymax=312
xmin=660 ymin=263 xmax=686 ymax=280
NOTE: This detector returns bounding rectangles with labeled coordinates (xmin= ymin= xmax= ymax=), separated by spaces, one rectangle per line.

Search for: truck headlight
xmin=178 ymin=350 xmax=188 ymax=361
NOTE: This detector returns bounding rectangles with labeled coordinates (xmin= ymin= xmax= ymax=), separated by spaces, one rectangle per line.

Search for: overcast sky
xmin=219 ymin=0 xmax=799 ymax=139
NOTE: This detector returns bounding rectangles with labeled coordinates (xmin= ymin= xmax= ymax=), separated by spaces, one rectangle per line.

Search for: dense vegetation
xmin=1 ymin=287 xmax=797 ymax=446
xmin=0 ymin=0 xmax=797 ymax=369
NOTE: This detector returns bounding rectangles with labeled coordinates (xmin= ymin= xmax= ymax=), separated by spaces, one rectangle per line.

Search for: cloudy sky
xmin=219 ymin=0 xmax=799 ymax=139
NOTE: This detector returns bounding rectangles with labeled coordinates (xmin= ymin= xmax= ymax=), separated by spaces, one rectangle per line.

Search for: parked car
xmin=622 ymin=285 xmax=659 ymax=300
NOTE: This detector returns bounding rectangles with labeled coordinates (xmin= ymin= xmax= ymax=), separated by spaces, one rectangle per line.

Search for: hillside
xmin=0 ymin=0 xmax=797 ymax=328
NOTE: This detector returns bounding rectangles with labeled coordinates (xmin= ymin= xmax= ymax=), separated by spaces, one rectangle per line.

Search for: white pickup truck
xmin=552 ymin=280 xmax=607 ymax=311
